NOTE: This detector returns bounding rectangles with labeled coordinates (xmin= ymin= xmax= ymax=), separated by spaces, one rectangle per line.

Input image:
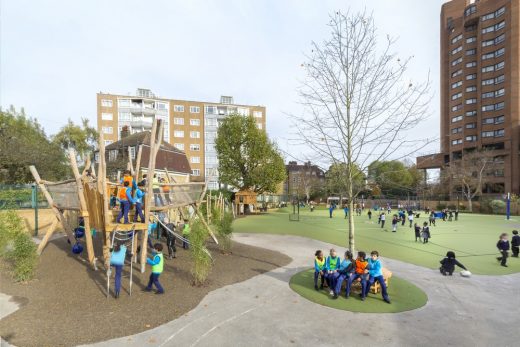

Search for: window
xmin=452 ymin=69 xmax=463 ymax=78
xmin=257 ymin=123 xmax=263 ymax=129
xmin=451 ymin=34 xmax=463 ymax=44
xmin=190 ymin=119 xmax=200 ymax=126
xmin=173 ymin=130 xmax=184 ymax=138
xmin=104 ymin=140 xmax=113 ymax=146
xmin=482 ymin=12 xmax=495 ymax=21
xmin=494 ymin=129 xmax=505 ymax=137
xmin=451 ymin=115 xmax=463 ymax=123
xmin=495 ymin=88 xmax=505 ymax=97
xmin=190 ymin=131 xmax=200 ymax=139
xmin=174 ymin=105 xmax=184 ymax=112
xmin=495 ymin=61 xmax=505 ymax=71
xmin=253 ymin=111 xmax=263 ymax=118
xmin=466 ymin=61 xmax=477 ymax=68
xmin=205 ymin=106 xmax=217 ymax=114
xmin=466 ymin=110 xmax=477 ymax=117
xmin=190 ymin=156 xmax=200 ymax=164
xmin=466 ymin=86 xmax=477 ymax=92
xmin=101 ymin=112 xmax=113 ymax=120
xmin=496 ymin=101 xmax=505 ymax=110
xmin=119 ymin=112 xmax=131 ymax=121
xmin=466 ymin=73 xmax=477 ymax=80
xmin=102 ymin=126 xmax=113 ymax=134
xmin=482 ymin=65 xmax=495 ymax=73
xmin=482 ymin=78 xmax=494 ymax=86
xmin=451 ymin=46 xmax=463 ymax=55
xmin=466 ymin=48 xmax=476 ymax=56
xmin=452 ymin=127 xmax=462 ymax=134
xmin=465 ymin=98 xmax=477 ymax=104
xmin=174 ymin=117 xmax=184 ymax=125
xmin=155 ymin=102 xmax=167 ymax=110
xmin=174 ymin=143 xmax=184 ymax=150
xmin=482 ymin=104 xmax=495 ymax=112
xmin=452 ymin=57 xmax=463 ymax=66
xmin=466 ymin=135 xmax=477 ymax=142
xmin=452 ymin=139 xmax=463 ymax=145
xmin=495 ymin=115 xmax=505 ymax=124
xmin=129 ymin=146 xmax=136 ymax=159
xmin=464 ymin=5 xmax=476 ymax=17
xmin=452 ymin=92 xmax=462 ymax=100
xmin=482 ymin=91 xmax=494 ymax=99
xmin=482 ymin=39 xmax=494 ymax=47
xmin=482 ymin=131 xmax=494 ymax=138
xmin=237 ymin=107 xmax=250 ymax=116
xmin=495 ymin=75 xmax=505 ymax=84
xmin=482 ymin=25 xmax=495 ymax=34
xmin=205 ymin=118 xmax=217 ymax=127
xmin=495 ymin=33 xmax=505 ymax=44
xmin=482 ymin=52 xmax=494 ymax=60
xmin=191 ymin=169 xmax=200 ymax=176
xmin=118 ymin=99 xmax=130 ymax=107
xmin=495 ymin=47 xmax=505 ymax=57
xmin=109 ymin=150 xmax=118 ymax=162
xmin=190 ymin=144 xmax=200 ymax=151
xmin=452 ymin=81 xmax=463 ymax=89
xmin=496 ymin=7 xmax=506 ymax=18
xmin=465 ymin=122 xmax=477 ymax=129
xmin=190 ymin=106 xmax=200 ymax=113
xmin=495 ymin=21 xmax=505 ymax=31
xmin=482 ymin=117 xmax=495 ymax=125
xmin=101 ymin=99 xmax=113 ymax=107
xmin=452 ymin=104 xmax=463 ymax=112
xmin=466 ymin=36 xmax=477 ymax=44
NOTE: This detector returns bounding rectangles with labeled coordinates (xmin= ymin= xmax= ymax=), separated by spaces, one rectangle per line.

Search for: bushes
xmin=489 ymin=200 xmax=506 ymax=214
xmin=436 ymin=203 xmax=447 ymax=210
xmin=0 ymin=210 xmax=38 ymax=281
xmin=189 ymin=219 xmax=212 ymax=286
xmin=215 ymin=212 xmax=234 ymax=254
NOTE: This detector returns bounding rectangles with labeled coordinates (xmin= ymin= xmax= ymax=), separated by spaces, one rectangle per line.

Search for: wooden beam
xmin=36 ymin=217 xmax=58 ymax=255
xmin=127 ymin=146 xmax=134 ymax=175
xmin=68 ymin=149 xmax=96 ymax=268
xmin=29 ymin=165 xmax=76 ymax=245
xmin=134 ymin=144 xmax=143 ymax=184
xmin=40 ymin=179 xmax=77 ymax=186
xmin=98 ymin=132 xmax=112 ymax=269
xmin=194 ymin=204 xmax=218 ymax=244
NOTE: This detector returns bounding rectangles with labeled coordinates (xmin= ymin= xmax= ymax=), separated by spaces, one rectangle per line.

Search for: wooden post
xmin=36 ymin=217 xmax=58 ymax=255
xmin=134 ymin=145 xmax=143 ymax=184
xmin=29 ymin=166 xmax=76 ymax=247
xmin=141 ymin=119 xmax=163 ymax=272
xmin=68 ymin=149 xmax=96 ymax=268
xmin=128 ymin=146 xmax=135 ymax=175
xmin=193 ymin=204 xmax=218 ymax=244
xmin=98 ymin=133 xmax=112 ymax=269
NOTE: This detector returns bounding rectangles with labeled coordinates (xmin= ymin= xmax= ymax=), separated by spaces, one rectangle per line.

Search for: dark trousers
xmin=113 ymin=264 xmax=123 ymax=294
xmin=146 ymin=273 xmax=164 ymax=293
xmin=133 ymin=203 xmax=145 ymax=222
xmin=401 ymin=219 xmax=405 ymax=226
xmin=153 ymin=188 xmax=164 ymax=206
xmin=166 ymin=235 xmax=176 ymax=257
xmin=329 ymin=210 xmax=333 ymax=218
xmin=364 ymin=275 xmax=389 ymax=301
xmin=182 ymin=235 xmax=189 ymax=249
xmin=381 ymin=220 xmax=385 ymax=228
xmin=334 ymin=273 xmax=350 ymax=295
xmin=117 ymin=200 xmax=130 ymax=223
xmin=512 ymin=246 xmax=519 ymax=257
xmin=314 ymin=271 xmax=325 ymax=287
xmin=325 ymin=272 xmax=339 ymax=291
xmin=346 ymin=273 xmax=366 ymax=298
xmin=409 ymin=220 xmax=413 ymax=228
xmin=423 ymin=237 xmax=429 ymax=243
xmin=498 ymin=250 xmax=508 ymax=265
xmin=440 ymin=266 xmax=454 ymax=276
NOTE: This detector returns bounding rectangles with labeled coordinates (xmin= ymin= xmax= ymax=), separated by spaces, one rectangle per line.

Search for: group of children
xmin=314 ymin=249 xmax=391 ymax=303
xmin=113 ymin=170 xmax=147 ymax=224
xmin=496 ymin=230 xmax=520 ymax=267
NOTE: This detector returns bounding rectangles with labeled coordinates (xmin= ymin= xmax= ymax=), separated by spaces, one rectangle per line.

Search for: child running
xmin=314 ymin=250 xmax=326 ymax=290
xmin=145 ymin=243 xmax=165 ymax=294
xmin=333 ymin=250 xmax=353 ymax=299
xmin=325 ymin=249 xmax=341 ymax=296
xmin=364 ymin=251 xmax=391 ymax=304
xmin=346 ymin=251 xmax=368 ymax=300
xmin=439 ymin=251 xmax=467 ymax=276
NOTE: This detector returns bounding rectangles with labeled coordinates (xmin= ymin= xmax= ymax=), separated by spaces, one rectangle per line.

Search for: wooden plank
xmin=68 ymin=149 xmax=96 ymax=268
xmin=29 ymin=165 xmax=76 ymax=245
xmin=37 ymin=217 xmax=58 ymax=255
xmin=104 ymin=223 xmax=148 ymax=232
xmin=40 ymin=179 xmax=77 ymax=186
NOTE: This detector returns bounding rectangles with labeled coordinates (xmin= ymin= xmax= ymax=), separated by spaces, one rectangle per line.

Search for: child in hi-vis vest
xmin=145 ymin=243 xmax=164 ymax=294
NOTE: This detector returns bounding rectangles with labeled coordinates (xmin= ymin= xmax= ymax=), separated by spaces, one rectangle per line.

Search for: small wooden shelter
xmin=234 ymin=190 xmax=258 ymax=215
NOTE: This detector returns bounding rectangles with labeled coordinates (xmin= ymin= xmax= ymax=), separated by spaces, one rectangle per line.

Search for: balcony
xmin=130 ymin=119 xmax=153 ymax=129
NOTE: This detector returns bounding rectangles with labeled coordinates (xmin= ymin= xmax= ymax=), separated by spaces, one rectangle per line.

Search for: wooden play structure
xmin=30 ymin=119 xmax=217 ymax=274
xmin=234 ymin=190 xmax=258 ymax=215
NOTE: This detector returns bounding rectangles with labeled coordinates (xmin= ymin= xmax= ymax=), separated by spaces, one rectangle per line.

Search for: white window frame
xmin=101 ymin=99 xmax=113 ymax=107
xmin=253 ymin=111 xmax=263 ymax=118
xmin=173 ymin=130 xmax=184 ymax=138
xmin=174 ymin=143 xmax=185 ymax=150
xmin=174 ymin=105 xmax=185 ymax=112
xmin=190 ymin=156 xmax=200 ymax=164
xmin=189 ymin=106 xmax=200 ymax=113
xmin=190 ymin=131 xmax=200 ymax=139
xmin=191 ymin=169 xmax=201 ymax=176
xmin=102 ymin=126 xmax=113 ymax=134
xmin=190 ymin=144 xmax=200 ymax=151
xmin=101 ymin=112 xmax=113 ymax=121
xmin=190 ymin=119 xmax=200 ymax=126
xmin=174 ymin=117 xmax=184 ymax=125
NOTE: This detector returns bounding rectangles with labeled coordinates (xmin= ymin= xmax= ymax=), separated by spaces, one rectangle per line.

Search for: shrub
xmin=216 ymin=212 xmax=234 ymax=254
xmin=190 ymin=219 xmax=212 ymax=286
xmin=436 ymin=203 xmax=447 ymax=210
xmin=0 ymin=210 xmax=38 ymax=281
xmin=489 ymin=200 xmax=506 ymax=214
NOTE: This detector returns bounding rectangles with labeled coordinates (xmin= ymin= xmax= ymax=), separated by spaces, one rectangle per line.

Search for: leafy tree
xmin=368 ymin=160 xmax=415 ymax=197
xmin=0 ymin=108 xmax=68 ymax=183
xmin=215 ymin=114 xmax=286 ymax=193
xmin=52 ymin=118 xmax=98 ymax=161
xmin=325 ymin=162 xmax=365 ymax=197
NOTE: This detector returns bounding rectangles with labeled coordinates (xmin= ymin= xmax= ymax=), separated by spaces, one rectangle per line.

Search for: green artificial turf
xmin=234 ymin=208 xmax=520 ymax=275
xmin=289 ymin=269 xmax=427 ymax=313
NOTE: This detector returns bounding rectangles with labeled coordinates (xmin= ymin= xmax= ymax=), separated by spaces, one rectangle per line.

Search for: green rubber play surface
xmin=234 ymin=208 xmax=520 ymax=275
xmin=290 ymin=269 xmax=427 ymax=313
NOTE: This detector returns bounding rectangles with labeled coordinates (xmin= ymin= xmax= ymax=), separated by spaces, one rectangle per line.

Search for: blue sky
xmin=0 ymin=0 xmax=446 ymax=160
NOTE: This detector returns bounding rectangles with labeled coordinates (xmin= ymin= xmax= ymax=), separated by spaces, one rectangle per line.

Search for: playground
xmin=233 ymin=207 xmax=520 ymax=275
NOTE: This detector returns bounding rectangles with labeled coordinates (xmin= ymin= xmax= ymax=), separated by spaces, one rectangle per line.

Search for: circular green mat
xmin=289 ymin=269 xmax=428 ymax=313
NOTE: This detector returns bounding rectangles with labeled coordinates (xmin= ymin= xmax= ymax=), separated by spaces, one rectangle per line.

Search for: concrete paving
xmin=78 ymin=233 xmax=520 ymax=347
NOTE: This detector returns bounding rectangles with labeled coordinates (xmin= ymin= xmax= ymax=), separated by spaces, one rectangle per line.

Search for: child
xmin=110 ymin=243 xmax=127 ymax=298
xmin=414 ymin=223 xmax=422 ymax=242
xmin=346 ymin=251 xmax=368 ymax=300
xmin=448 ymin=211 xmax=453 ymax=222
xmin=512 ymin=230 xmax=520 ymax=258
xmin=429 ymin=212 xmax=436 ymax=226
xmin=314 ymin=250 xmax=326 ymax=290
xmin=140 ymin=174 xmax=148 ymax=186
xmin=333 ymin=250 xmax=353 ymax=298
xmin=182 ymin=219 xmax=190 ymax=249
xmin=380 ymin=213 xmax=386 ymax=229
xmin=329 ymin=205 xmax=334 ymax=218
xmin=325 ymin=249 xmax=341 ymax=295
xmin=408 ymin=212 xmax=414 ymax=228
xmin=145 ymin=243 xmax=164 ymax=294
xmin=162 ymin=178 xmax=172 ymax=205
xmin=364 ymin=251 xmax=391 ymax=304
xmin=496 ymin=233 xmax=510 ymax=267
xmin=116 ymin=181 xmax=135 ymax=224
xmin=133 ymin=182 xmax=146 ymax=223
xmin=439 ymin=251 xmax=467 ymax=276
xmin=422 ymin=222 xmax=430 ymax=243
xmin=162 ymin=217 xmax=177 ymax=259
xmin=343 ymin=205 xmax=349 ymax=219
xmin=368 ymin=210 xmax=372 ymax=220
xmin=391 ymin=215 xmax=398 ymax=232
xmin=109 ymin=191 xmax=117 ymax=209
xmin=152 ymin=174 xmax=164 ymax=206
xmin=120 ymin=169 xmax=137 ymax=189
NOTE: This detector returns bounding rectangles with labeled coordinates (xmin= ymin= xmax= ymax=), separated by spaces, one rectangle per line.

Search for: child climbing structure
xmin=30 ymin=118 xmax=217 ymax=273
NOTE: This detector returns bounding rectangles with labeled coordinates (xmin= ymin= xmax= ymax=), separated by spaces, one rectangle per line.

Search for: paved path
xmin=80 ymin=233 xmax=519 ymax=347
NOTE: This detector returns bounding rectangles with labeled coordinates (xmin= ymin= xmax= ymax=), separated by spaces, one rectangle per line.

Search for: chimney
xmin=121 ymin=125 xmax=130 ymax=139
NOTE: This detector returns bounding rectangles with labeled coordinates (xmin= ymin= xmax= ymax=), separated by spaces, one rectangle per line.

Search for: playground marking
xmin=157 ymin=312 xmax=217 ymax=347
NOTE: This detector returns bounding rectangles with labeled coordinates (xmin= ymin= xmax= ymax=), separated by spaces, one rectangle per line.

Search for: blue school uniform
xmin=325 ymin=255 xmax=341 ymax=290
xmin=334 ymin=259 xmax=353 ymax=295
xmin=133 ymin=188 xmax=145 ymax=222
xmin=363 ymin=258 xmax=390 ymax=301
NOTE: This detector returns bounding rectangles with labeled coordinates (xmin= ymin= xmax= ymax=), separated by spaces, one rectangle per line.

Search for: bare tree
xmin=292 ymin=11 xmax=432 ymax=252
xmin=445 ymin=150 xmax=497 ymax=212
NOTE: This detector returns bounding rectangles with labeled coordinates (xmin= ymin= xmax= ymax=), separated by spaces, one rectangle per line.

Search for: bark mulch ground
xmin=0 ymin=236 xmax=291 ymax=347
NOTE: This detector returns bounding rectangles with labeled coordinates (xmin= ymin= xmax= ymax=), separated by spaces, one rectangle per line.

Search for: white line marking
xmin=157 ymin=312 xmax=217 ymax=347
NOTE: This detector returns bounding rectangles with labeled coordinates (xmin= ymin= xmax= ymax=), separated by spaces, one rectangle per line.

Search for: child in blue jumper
xmin=145 ymin=243 xmax=164 ymax=294
xmin=363 ymin=250 xmax=391 ymax=304
xmin=325 ymin=249 xmax=341 ymax=295
xmin=333 ymin=250 xmax=353 ymax=299
xmin=133 ymin=182 xmax=146 ymax=223
xmin=314 ymin=250 xmax=326 ymax=290
xmin=110 ymin=243 xmax=128 ymax=298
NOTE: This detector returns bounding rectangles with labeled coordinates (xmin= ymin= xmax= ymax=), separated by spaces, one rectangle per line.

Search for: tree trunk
xmin=467 ymin=197 xmax=473 ymax=213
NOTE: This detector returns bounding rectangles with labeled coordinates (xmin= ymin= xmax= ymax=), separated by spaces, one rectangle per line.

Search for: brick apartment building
xmin=417 ymin=0 xmax=520 ymax=194
xmin=97 ymin=89 xmax=266 ymax=189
